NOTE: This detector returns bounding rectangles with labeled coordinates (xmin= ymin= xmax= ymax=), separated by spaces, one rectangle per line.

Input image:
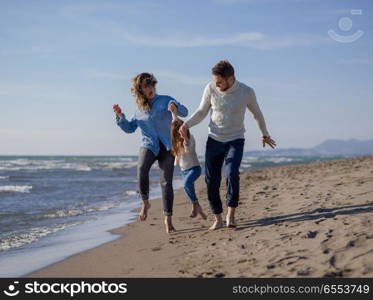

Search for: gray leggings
xmin=137 ymin=143 xmax=175 ymax=216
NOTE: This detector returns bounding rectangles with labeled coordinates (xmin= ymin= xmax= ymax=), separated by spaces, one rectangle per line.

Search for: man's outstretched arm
xmin=180 ymin=84 xmax=211 ymax=138
xmin=247 ymin=88 xmax=270 ymax=137
xmin=247 ymin=88 xmax=276 ymax=148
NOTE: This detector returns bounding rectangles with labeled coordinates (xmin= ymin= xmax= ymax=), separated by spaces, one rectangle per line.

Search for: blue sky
xmin=0 ymin=0 xmax=372 ymax=155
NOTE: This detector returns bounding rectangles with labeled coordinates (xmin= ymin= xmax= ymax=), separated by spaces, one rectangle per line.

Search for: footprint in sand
xmin=328 ymin=255 xmax=336 ymax=267
xmin=322 ymin=248 xmax=330 ymax=254
xmin=323 ymin=270 xmax=345 ymax=277
xmin=305 ymin=231 xmax=318 ymax=238
xmin=297 ymin=268 xmax=311 ymax=276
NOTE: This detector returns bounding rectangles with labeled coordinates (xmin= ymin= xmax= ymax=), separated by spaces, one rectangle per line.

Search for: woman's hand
xmin=168 ymin=102 xmax=177 ymax=113
xmin=113 ymin=104 xmax=122 ymax=117
xmin=262 ymin=136 xmax=276 ymax=149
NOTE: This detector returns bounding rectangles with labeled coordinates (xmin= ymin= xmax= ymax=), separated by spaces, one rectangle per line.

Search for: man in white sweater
xmin=180 ymin=60 xmax=276 ymax=230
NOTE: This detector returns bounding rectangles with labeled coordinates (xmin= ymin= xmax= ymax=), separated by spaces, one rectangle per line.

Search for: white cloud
xmin=213 ymin=0 xmax=307 ymax=4
xmin=61 ymin=2 xmax=161 ymax=17
xmin=122 ymin=31 xmax=331 ymax=50
xmin=88 ymin=69 xmax=324 ymax=91
xmin=30 ymin=45 xmax=55 ymax=54
xmin=0 ymin=83 xmax=80 ymax=102
xmin=339 ymin=58 xmax=373 ymax=65
xmin=213 ymin=0 xmax=259 ymax=4
xmin=332 ymin=9 xmax=363 ymax=15
xmin=0 ymin=45 xmax=56 ymax=56
xmin=91 ymin=71 xmax=130 ymax=80
xmin=0 ymin=89 xmax=11 ymax=96
xmin=89 ymin=70 xmax=208 ymax=86
xmin=156 ymin=70 xmax=209 ymax=86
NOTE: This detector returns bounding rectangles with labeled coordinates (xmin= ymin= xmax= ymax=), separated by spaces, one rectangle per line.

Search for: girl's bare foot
xmin=139 ymin=200 xmax=151 ymax=221
xmin=189 ymin=203 xmax=199 ymax=218
xmin=164 ymin=216 xmax=176 ymax=234
xmin=190 ymin=203 xmax=207 ymax=220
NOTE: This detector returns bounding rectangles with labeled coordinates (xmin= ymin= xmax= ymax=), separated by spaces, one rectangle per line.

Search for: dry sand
xmin=28 ymin=156 xmax=373 ymax=278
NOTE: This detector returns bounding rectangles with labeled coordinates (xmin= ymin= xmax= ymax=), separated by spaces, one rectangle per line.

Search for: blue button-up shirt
xmin=116 ymin=94 xmax=188 ymax=156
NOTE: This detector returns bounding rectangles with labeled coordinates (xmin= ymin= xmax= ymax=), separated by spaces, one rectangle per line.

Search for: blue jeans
xmin=181 ymin=166 xmax=202 ymax=204
xmin=205 ymin=137 xmax=244 ymax=214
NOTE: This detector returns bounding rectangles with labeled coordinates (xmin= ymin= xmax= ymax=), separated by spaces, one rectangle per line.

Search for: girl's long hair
xmin=131 ymin=73 xmax=157 ymax=112
xmin=171 ymin=119 xmax=189 ymax=157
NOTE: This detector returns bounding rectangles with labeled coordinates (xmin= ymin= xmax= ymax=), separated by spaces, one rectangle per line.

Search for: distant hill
xmin=245 ymin=139 xmax=373 ymax=157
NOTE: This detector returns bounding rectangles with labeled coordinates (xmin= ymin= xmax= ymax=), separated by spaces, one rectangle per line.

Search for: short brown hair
xmin=212 ymin=60 xmax=235 ymax=78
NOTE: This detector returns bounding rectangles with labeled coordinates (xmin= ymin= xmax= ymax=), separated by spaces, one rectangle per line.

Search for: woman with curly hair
xmin=113 ymin=72 xmax=188 ymax=233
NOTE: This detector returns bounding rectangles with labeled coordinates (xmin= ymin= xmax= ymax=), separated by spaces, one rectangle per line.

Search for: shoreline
xmin=26 ymin=185 xmax=193 ymax=277
xmin=0 ymin=179 xmax=183 ymax=278
xmin=27 ymin=156 xmax=373 ymax=277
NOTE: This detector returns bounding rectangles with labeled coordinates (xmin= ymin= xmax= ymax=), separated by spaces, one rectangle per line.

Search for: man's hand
xmin=262 ymin=136 xmax=276 ymax=149
xmin=168 ymin=102 xmax=177 ymax=113
xmin=179 ymin=123 xmax=189 ymax=140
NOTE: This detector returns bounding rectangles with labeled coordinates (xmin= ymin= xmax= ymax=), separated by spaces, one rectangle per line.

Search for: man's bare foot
xmin=164 ymin=216 xmax=176 ymax=234
xmin=226 ymin=217 xmax=237 ymax=228
xmin=208 ymin=220 xmax=223 ymax=231
xmin=208 ymin=214 xmax=223 ymax=230
xmin=226 ymin=207 xmax=236 ymax=228
xmin=139 ymin=200 xmax=151 ymax=221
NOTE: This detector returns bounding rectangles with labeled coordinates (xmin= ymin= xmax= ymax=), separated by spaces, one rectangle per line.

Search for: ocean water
xmin=0 ymin=155 xmax=343 ymax=276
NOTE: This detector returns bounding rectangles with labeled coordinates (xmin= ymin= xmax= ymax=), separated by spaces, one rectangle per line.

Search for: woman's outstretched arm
xmin=169 ymin=98 xmax=188 ymax=118
xmin=116 ymin=113 xmax=138 ymax=133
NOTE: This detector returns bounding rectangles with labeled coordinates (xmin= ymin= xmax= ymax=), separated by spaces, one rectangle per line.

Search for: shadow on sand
xmin=236 ymin=202 xmax=373 ymax=230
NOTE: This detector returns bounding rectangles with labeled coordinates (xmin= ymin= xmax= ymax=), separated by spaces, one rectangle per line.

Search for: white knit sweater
xmin=185 ymin=80 xmax=270 ymax=142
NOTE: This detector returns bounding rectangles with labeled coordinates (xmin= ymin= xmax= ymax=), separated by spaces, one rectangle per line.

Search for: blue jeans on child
xmin=181 ymin=165 xmax=202 ymax=204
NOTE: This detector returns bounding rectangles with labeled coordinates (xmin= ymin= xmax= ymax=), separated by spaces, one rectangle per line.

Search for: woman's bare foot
xmin=138 ymin=200 xmax=151 ymax=221
xmin=164 ymin=216 xmax=176 ymax=234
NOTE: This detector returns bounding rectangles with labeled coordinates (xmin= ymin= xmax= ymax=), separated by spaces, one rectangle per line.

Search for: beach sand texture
xmin=28 ymin=156 xmax=373 ymax=278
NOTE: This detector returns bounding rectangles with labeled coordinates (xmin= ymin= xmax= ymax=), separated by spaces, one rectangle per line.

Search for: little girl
xmin=171 ymin=113 xmax=207 ymax=219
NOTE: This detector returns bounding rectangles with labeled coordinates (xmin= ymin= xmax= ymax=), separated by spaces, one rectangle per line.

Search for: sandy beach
xmin=27 ymin=156 xmax=373 ymax=278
